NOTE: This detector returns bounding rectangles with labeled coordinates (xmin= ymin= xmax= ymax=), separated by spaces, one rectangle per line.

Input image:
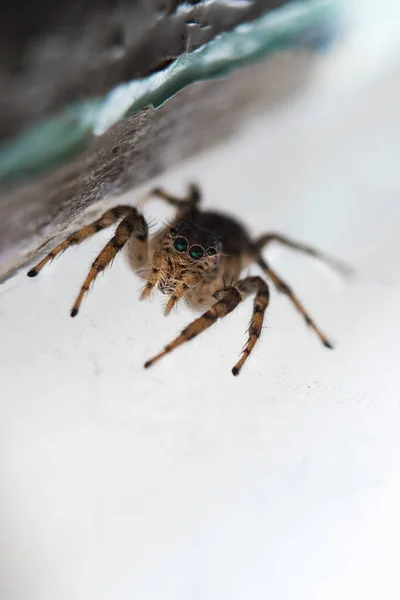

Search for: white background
xmin=2 ymin=7 xmax=400 ymax=599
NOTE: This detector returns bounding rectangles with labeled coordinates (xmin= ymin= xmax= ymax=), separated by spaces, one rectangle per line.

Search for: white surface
xmin=2 ymin=43 xmax=400 ymax=600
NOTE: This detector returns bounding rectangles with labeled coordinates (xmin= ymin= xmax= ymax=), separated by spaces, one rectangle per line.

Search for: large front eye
xmin=174 ymin=237 xmax=188 ymax=252
xmin=189 ymin=245 xmax=205 ymax=260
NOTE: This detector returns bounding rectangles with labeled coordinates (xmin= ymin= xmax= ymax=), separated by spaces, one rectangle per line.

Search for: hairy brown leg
xmin=146 ymin=183 xmax=201 ymax=211
xmin=164 ymin=272 xmax=202 ymax=315
xmin=254 ymin=232 xmax=352 ymax=276
xmin=70 ymin=209 xmax=147 ymax=317
xmin=27 ymin=206 xmax=135 ymax=277
xmin=257 ymin=256 xmax=333 ymax=349
xmin=144 ymin=286 xmax=242 ymax=369
xmin=232 ymin=276 xmax=270 ymax=376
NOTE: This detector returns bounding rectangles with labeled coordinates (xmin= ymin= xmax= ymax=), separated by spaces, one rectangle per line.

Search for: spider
xmin=27 ymin=183 xmax=348 ymax=375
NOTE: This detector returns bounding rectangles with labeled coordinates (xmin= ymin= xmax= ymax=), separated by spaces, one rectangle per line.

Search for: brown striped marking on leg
xmin=70 ymin=210 xmax=147 ymax=317
xmin=254 ymin=232 xmax=352 ymax=276
xmin=27 ymin=206 xmax=137 ymax=278
xmin=257 ymin=256 xmax=333 ymax=349
xmin=144 ymin=286 xmax=242 ymax=369
xmin=232 ymin=276 xmax=270 ymax=376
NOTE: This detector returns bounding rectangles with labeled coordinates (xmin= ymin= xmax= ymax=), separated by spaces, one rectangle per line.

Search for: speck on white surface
xmin=1 ymin=49 xmax=400 ymax=600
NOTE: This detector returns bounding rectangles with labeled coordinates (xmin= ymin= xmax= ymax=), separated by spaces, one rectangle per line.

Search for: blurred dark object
xmin=0 ymin=0 xmax=289 ymax=142
xmin=0 ymin=52 xmax=315 ymax=281
xmin=0 ymin=0 xmax=324 ymax=280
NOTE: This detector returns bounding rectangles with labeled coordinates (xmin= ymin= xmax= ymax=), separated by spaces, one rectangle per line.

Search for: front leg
xmin=27 ymin=205 xmax=137 ymax=277
xmin=232 ymin=276 xmax=270 ymax=376
xmin=144 ymin=286 xmax=242 ymax=369
xmin=70 ymin=210 xmax=148 ymax=317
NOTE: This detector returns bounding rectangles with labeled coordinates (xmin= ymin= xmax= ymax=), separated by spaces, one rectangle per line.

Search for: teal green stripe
xmin=0 ymin=0 xmax=338 ymax=186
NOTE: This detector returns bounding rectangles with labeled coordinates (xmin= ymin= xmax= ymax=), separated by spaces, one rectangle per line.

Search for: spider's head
xmin=168 ymin=220 xmax=222 ymax=266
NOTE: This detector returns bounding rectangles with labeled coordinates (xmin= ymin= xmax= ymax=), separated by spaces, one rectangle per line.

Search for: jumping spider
xmin=27 ymin=184 xmax=348 ymax=375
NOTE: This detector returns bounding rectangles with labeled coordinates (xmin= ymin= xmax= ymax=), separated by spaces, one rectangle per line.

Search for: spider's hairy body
xmin=134 ymin=209 xmax=253 ymax=309
xmin=27 ymin=183 xmax=348 ymax=375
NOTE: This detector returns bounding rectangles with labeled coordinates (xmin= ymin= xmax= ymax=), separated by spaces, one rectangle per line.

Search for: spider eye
xmin=207 ymin=247 xmax=217 ymax=256
xmin=170 ymin=227 xmax=177 ymax=237
xmin=189 ymin=245 xmax=204 ymax=260
xmin=174 ymin=237 xmax=188 ymax=252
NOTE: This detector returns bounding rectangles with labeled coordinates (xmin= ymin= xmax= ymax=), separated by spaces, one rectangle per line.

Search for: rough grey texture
xmin=0 ymin=0 xmax=290 ymax=142
xmin=0 ymin=52 xmax=316 ymax=280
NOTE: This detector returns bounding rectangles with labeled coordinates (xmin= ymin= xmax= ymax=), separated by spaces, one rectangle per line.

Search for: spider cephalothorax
xmin=138 ymin=219 xmax=222 ymax=313
xmin=27 ymin=183 xmax=348 ymax=375
xmin=162 ymin=219 xmax=221 ymax=265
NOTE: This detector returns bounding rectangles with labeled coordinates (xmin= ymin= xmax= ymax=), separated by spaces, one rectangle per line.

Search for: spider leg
xmin=254 ymin=232 xmax=352 ymax=276
xmin=257 ymin=256 xmax=333 ymax=349
xmin=144 ymin=286 xmax=242 ymax=369
xmin=27 ymin=206 xmax=136 ymax=277
xmin=232 ymin=276 xmax=270 ymax=376
xmin=70 ymin=209 xmax=148 ymax=317
xmin=146 ymin=183 xmax=201 ymax=212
